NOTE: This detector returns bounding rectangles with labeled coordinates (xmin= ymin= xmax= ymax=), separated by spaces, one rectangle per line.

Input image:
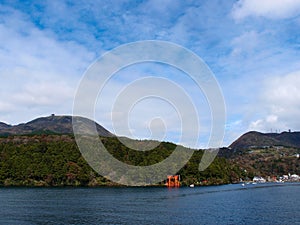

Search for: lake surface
xmin=0 ymin=183 xmax=299 ymax=224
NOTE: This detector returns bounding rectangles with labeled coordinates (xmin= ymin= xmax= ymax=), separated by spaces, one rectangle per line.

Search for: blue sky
xmin=0 ymin=0 xmax=300 ymax=147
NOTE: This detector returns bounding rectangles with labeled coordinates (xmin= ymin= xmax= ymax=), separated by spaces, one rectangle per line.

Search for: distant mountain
xmin=0 ymin=122 xmax=11 ymax=130
xmin=0 ymin=115 xmax=114 ymax=137
xmin=229 ymin=131 xmax=300 ymax=150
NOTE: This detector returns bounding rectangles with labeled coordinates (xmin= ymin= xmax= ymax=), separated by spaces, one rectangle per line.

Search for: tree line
xmin=0 ymin=135 xmax=243 ymax=186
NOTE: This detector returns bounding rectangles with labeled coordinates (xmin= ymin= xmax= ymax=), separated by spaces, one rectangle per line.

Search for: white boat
xmin=189 ymin=184 xmax=195 ymax=188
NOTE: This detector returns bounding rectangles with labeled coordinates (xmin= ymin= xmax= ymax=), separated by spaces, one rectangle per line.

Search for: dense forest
xmin=0 ymin=134 xmax=243 ymax=186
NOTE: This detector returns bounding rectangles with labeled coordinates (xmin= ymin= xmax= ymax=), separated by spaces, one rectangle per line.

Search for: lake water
xmin=0 ymin=183 xmax=299 ymax=224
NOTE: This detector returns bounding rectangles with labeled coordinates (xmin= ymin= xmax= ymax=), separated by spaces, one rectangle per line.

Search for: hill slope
xmin=229 ymin=131 xmax=300 ymax=150
xmin=0 ymin=134 xmax=241 ymax=186
xmin=0 ymin=115 xmax=114 ymax=137
xmin=223 ymin=131 xmax=300 ymax=178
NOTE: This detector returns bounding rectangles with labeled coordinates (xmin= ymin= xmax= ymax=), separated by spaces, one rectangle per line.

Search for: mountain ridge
xmin=1 ymin=116 xmax=299 ymax=150
xmin=0 ymin=122 xmax=11 ymax=130
xmin=0 ymin=114 xmax=114 ymax=137
xmin=229 ymin=130 xmax=300 ymax=150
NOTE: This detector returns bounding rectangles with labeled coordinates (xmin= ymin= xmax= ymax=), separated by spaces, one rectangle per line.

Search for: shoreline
xmin=1 ymin=180 xmax=298 ymax=188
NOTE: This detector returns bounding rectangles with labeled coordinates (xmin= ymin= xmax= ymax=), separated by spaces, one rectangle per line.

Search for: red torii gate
xmin=166 ymin=175 xmax=180 ymax=187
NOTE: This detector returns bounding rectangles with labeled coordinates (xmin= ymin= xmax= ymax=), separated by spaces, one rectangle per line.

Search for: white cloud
xmin=0 ymin=0 xmax=299 ymax=148
xmin=232 ymin=0 xmax=300 ymax=20
xmin=248 ymin=71 xmax=300 ymax=132
xmin=0 ymin=5 xmax=95 ymax=124
xmin=12 ymin=81 xmax=74 ymax=106
xmin=266 ymin=115 xmax=278 ymax=123
xmin=249 ymin=119 xmax=264 ymax=131
xmin=264 ymin=72 xmax=300 ymax=106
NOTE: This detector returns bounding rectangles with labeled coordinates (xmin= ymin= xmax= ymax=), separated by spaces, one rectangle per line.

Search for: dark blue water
xmin=0 ymin=183 xmax=299 ymax=224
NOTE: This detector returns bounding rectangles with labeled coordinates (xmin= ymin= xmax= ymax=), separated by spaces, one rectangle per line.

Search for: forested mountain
xmin=0 ymin=135 xmax=241 ymax=186
xmin=0 ymin=116 xmax=299 ymax=186
xmin=220 ymin=131 xmax=300 ymax=178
